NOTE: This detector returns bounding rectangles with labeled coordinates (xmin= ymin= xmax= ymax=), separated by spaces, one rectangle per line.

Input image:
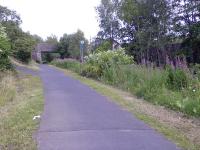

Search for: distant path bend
xmin=37 ymin=65 xmax=180 ymax=150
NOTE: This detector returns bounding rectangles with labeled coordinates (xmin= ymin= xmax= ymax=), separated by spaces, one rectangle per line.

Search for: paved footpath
xmin=36 ymin=65 xmax=180 ymax=150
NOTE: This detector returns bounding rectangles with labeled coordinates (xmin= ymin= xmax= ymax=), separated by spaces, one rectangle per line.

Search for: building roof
xmin=35 ymin=43 xmax=57 ymax=53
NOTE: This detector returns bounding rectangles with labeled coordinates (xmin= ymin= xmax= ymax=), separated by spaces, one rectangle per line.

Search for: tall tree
xmin=13 ymin=32 xmax=36 ymax=63
xmin=57 ymin=34 xmax=70 ymax=59
xmin=172 ymin=0 xmax=200 ymax=63
xmin=96 ymin=0 xmax=121 ymax=49
xmin=0 ymin=5 xmax=21 ymax=25
xmin=0 ymin=5 xmax=38 ymax=63
xmin=120 ymin=0 xmax=172 ymax=65
xmin=45 ymin=34 xmax=58 ymax=45
xmin=57 ymin=30 xmax=88 ymax=59
xmin=32 ymin=34 xmax=43 ymax=43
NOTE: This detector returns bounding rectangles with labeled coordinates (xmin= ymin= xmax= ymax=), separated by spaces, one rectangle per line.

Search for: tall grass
xmin=0 ymin=71 xmax=44 ymax=149
xmin=102 ymin=65 xmax=200 ymax=117
xmin=52 ymin=60 xmax=200 ymax=117
xmin=0 ymin=72 xmax=16 ymax=107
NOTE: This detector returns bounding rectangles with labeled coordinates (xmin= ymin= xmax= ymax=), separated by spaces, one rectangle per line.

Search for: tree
xmin=13 ymin=32 xmax=36 ymax=63
xmin=56 ymin=30 xmax=88 ymax=59
xmin=96 ymin=0 xmax=121 ymax=49
xmin=57 ymin=34 xmax=70 ymax=59
xmin=120 ymin=0 xmax=172 ymax=65
xmin=32 ymin=34 xmax=43 ymax=43
xmin=95 ymin=40 xmax=112 ymax=53
xmin=0 ymin=5 xmax=22 ymax=25
xmin=45 ymin=34 xmax=58 ymax=45
xmin=172 ymin=0 xmax=200 ymax=64
xmin=68 ymin=30 xmax=88 ymax=58
xmin=0 ymin=5 xmax=37 ymax=63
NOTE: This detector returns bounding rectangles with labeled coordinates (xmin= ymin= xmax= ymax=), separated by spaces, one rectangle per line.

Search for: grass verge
xmin=53 ymin=66 xmax=200 ymax=150
xmin=0 ymin=73 xmax=43 ymax=150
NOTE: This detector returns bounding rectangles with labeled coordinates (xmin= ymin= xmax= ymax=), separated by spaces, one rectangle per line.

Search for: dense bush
xmin=95 ymin=41 xmax=112 ymax=53
xmin=83 ymin=48 xmax=133 ymax=78
xmin=166 ymin=67 xmax=190 ymax=90
xmin=81 ymin=64 xmax=101 ymax=78
xmin=13 ymin=36 xmax=35 ymax=63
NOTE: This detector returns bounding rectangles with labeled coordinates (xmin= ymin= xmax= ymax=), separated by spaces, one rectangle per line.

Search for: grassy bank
xmin=52 ymin=65 xmax=200 ymax=150
xmin=51 ymin=60 xmax=200 ymax=117
xmin=0 ymin=72 xmax=43 ymax=149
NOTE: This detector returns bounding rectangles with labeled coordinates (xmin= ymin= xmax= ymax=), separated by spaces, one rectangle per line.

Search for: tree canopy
xmin=0 ymin=5 xmax=41 ymax=64
xmin=57 ymin=30 xmax=88 ymax=59
xmin=96 ymin=0 xmax=200 ymax=66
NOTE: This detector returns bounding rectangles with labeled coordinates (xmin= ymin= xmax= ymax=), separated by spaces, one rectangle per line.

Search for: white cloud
xmin=0 ymin=0 xmax=100 ymax=40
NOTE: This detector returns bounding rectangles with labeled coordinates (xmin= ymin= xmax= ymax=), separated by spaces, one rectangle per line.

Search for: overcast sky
xmin=0 ymin=0 xmax=100 ymax=40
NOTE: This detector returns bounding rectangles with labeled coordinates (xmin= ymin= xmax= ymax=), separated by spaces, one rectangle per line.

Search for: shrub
xmin=95 ymin=41 xmax=112 ymax=53
xmin=83 ymin=48 xmax=133 ymax=78
xmin=166 ymin=67 xmax=190 ymax=90
xmin=42 ymin=53 xmax=54 ymax=63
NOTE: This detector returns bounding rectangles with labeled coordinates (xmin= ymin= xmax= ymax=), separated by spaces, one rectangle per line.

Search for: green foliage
xmin=0 ymin=24 xmax=12 ymax=70
xmin=0 ymin=5 xmax=38 ymax=64
xmin=166 ymin=67 xmax=189 ymax=90
xmin=81 ymin=64 xmax=102 ymax=78
xmin=96 ymin=0 xmax=200 ymax=66
xmin=45 ymin=34 xmax=58 ymax=45
xmin=96 ymin=0 xmax=120 ymax=47
xmin=13 ymin=34 xmax=36 ymax=63
xmin=57 ymin=34 xmax=70 ymax=59
xmin=57 ymin=30 xmax=88 ymax=59
xmin=101 ymin=65 xmax=200 ymax=117
xmin=42 ymin=53 xmax=60 ymax=63
xmin=84 ymin=48 xmax=133 ymax=77
xmin=51 ymin=59 xmax=81 ymax=73
xmin=95 ymin=40 xmax=112 ymax=53
xmin=43 ymin=53 xmax=54 ymax=63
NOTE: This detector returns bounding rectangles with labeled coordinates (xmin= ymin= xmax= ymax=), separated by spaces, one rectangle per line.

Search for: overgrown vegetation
xmin=56 ymin=30 xmax=88 ymax=59
xmin=0 ymin=72 xmax=43 ymax=149
xmin=52 ymin=49 xmax=200 ymax=117
xmin=0 ymin=72 xmax=16 ymax=107
xmin=94 ymin=0 xmax=200 ymax=66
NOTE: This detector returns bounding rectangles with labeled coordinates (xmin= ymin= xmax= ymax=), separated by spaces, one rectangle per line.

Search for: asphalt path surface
xmin=17 ymin=64 xmax=181 ymax=150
